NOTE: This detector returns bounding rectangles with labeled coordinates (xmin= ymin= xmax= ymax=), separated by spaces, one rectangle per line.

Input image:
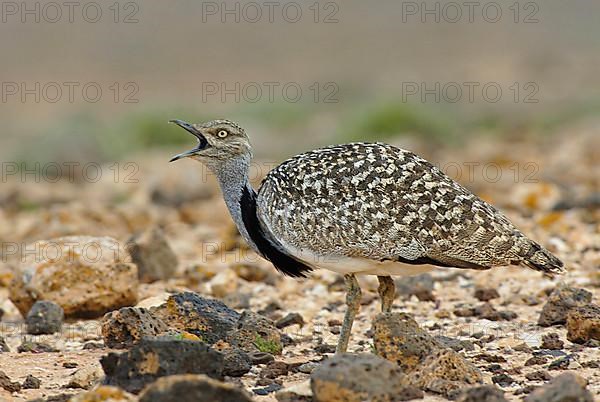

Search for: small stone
xmin=260 ymin=361 xmax=289 ymax=379
xmin=492 ymin=373 xmax=515 ymax=387
xmin=275 ymin=380 xmax=312 ymax=402
xmin=275 ymin=313 xmax=305 ymax=329
xmin=248 ymin=352 xmax=275 ymax=365
xmin=581 ymin=360 xmax=600 ymax=368
xmin=457 ymin=384 xmax=507 ymax=402
xmin=540 ymin=333 xmax=564 ymax=350
xmin=83 ymin=341 xmax=104 ymax=350
xmin=372 ymin=312 xmax=440 ymax=372
xmin=228 ymin=311 xmax=282 ymax=355
xmin=525 ymin=370 xmax=552 ymax=381
xmin=314 ymin=343 xmax=336 ymax=354
xmin=485 ymin=364 xmax=504 ymax=374
xmin=127 ymin=227 xmax=178 ymax=283
xmin=524 ymin=372 xmax=593 ymax=402
xmin=513 ymin=342 xmax=533 ymax=353
xmin=538 ymin=285 xmax=592 ymax=327
xmin=311 ymin=353 xmax=421 ymax=402
xmin=26 ymin=300 xmax=64 ymax=335
xmin=475 ymin=353 xmax=506 ymax=363
xmin=566 ymin=304 xmax=600 ymax=344
xmin=548 ymin=356 xmax=571 ymax=370
xmin=138 ymin=374 xmax=253 ymax=402
xmin=0 ymin=337 xmax=10 ymax=353
xmin=0 ymin=371 xmax=21 ymax=392
xmin=395 ymin=273 xmax=435 ymax=301
xmin=101 ymin=306 xmax=169 ymax=348
xmin=297 ymin=362 xmax=320 ymax=374
xmin=525 ymin=356 xmax=548 ymax=366
xmin=22 ymin=374 xmax=41 ymax=389
xmin=152 ymin=292 xmax=240 ymax=345
xmin=474 ymin=287 xmax=500 ymax=302
xmin=18 ymin=340 xmax=58 ymax=353
xmin=254 ymin=383 xmax=283 ymax=396
xmin=475 ymin=303 xmax=516 ymax=321
xmin=222 ymin=348 xmax=252 ymax=377
xmin=101 ymin=338 xmax=225 ymax=393
xmin=9 ymin=236 xmax=138 ymax=318
xmin=63 ymin=362 xmax=78 ymax=368
xmin=65 ymin=365 xmax=104 ymax=389
xmin=434 ymin=336 xmax=475 ymax=352
xmin=70 ymin=385 xmax=136 ymax=402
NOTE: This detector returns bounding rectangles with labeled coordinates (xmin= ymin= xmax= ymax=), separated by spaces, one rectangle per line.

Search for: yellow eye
xmin=217 ymin=130 xmax=228 ymax=138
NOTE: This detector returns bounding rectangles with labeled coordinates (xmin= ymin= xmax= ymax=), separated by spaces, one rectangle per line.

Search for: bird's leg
xmin=336 ymin=274 xmax=361 ymax=354
xmin=377 ymin=275 xmax=395 ymax=313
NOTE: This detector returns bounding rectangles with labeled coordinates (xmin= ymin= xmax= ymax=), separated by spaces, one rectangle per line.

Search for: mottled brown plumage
xmin=258 ymin=142 xmax=563 ymax=276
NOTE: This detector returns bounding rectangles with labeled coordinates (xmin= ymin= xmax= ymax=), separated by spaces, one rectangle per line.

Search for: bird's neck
xmin=211 ymin=156 xmax=260 ymax=254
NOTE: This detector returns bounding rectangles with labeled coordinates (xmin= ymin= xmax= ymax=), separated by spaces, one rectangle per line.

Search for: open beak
xmin=169 ymin=119 xmax=209 ymax=162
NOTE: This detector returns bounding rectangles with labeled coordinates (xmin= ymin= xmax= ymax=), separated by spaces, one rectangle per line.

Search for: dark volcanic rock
xmin=260 ymin=361 xmax=289 ymax=379
xmin=548 ymin=356 xmax=571 ymax=371
xmin=275 ymin=312 xmax=305 ymax=329
xmin=152 ymin=292 xmax=240 ymax=344
xmin=474 ymin=287 xmax=500 ymax=302
xmin=228 ymin=311 xmax=282 ymax=355
xmin=138 ymin=374 xmax=253 ymax=402
xmin=538 ymin=285 xmax=592 ymax=327
xmin=457 ymin=385 xmax=507 ymax=402
xmin=22 ymin=374 xmax=41 ymax=389
xmin=311 ymin=353 xmax=422 ymax=402
xmin=474 ymin=303 xmax=517 ymax=321
xmin=101 ymin=306 xmax=169 ymax=348
xmin=222 ymin=348 xmax=252 ymax=377
xmin=26 ymin=300 xmax=64 ymax=335
xmin=0 ymin=371 xmax=21 ymax=392
xmin=101 ymin=338 xmax=224 ymax=394
xmin=249 ymin=352 xmax=275 ymax=365
xmin=372 ymin=312 xmax=440 ymax=371
xmin=524 ymin=372 xmax=593 ymax=402
xmin=492 ymin=373 xmax=515 ymax=387
xmin=540 ymin=333 xmax=564 ymax=350
xmin=566 ymin=304 xmax=600 ymax=344
xmin=395 ymin=273 xmax=435 ymax=301
xmin=127 ymin=227 xmax=178 ymax=283
xmin=525 ymin=370 xmax=552 ymax=381
xmin=525 ymin=356 xmax=548 ymax=366
xmin=18 ymin=340 xmax=59 ymax=353
xmin=434 ymin=336 xmax=475 ymax=352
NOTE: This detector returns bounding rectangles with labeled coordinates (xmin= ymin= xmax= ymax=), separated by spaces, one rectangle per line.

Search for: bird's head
xmin=169 ymin=119 xmax=252 ymax=166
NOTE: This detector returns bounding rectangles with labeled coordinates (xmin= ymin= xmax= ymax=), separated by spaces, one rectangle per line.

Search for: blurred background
xmin=0 ymin=0 xmax=598 ymax=256
xmin=1 ymin=0 xmax=600 ymax=163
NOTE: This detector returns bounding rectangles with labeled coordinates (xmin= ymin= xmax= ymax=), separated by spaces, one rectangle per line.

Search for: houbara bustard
xmin=169 ymin=118 xmax=564 ymax=353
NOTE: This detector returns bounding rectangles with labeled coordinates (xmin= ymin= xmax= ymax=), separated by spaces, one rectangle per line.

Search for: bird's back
xmin=256 ymin=142 xmax=563 ymax=276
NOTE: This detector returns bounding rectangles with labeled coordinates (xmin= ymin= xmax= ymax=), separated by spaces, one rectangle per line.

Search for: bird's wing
xmin=257 ymin=142 xmax=562 ymax=275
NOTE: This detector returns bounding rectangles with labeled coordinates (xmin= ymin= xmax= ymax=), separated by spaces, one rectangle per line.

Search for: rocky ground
xmin=0 ymin=123 xmax=598 ymax=401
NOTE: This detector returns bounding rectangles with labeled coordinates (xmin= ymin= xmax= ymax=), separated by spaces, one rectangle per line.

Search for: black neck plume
xmin=239 ymin=186 xmax=313 ymax=278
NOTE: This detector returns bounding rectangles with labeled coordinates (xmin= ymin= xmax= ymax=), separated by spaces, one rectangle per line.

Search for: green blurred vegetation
xmin=11 ymin=97 xmax=600 ymax=165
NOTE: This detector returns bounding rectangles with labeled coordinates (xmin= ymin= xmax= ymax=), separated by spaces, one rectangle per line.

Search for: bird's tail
xmin=519 ymin=239 xmax=564 ymax=277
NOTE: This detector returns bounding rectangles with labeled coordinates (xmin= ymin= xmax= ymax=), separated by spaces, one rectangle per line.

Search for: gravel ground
xmin=0 ymin=123 xmax=598 ymax=401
